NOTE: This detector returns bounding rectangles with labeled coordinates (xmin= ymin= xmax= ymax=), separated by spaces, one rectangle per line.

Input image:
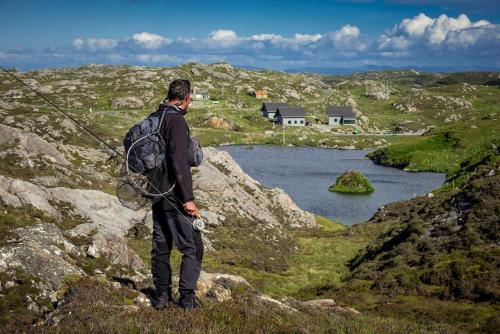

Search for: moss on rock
xmin=329 ymin=170 xmax=375 ymax=194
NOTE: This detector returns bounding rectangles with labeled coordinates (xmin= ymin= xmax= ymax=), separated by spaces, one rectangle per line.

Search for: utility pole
xmin=282 ymin=122 xmax=285 ymax=146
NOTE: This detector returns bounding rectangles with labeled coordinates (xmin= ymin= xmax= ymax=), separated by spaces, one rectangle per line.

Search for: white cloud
xmin=293 ymin=33 xmax=322 ymax=42
xmin=319 ymin=25 xmax=366 ymax=53
xmin=249 ymin=34 xmax=283 ymax=41
xmin=382 ymin=13 xmax=493 ymax=50
xmin=6 ymin=15 xmax=499 ymax=71
xmin=132 ymin=32 xmax=171 ymax=49
xmin=445 ymin=24 xmax=500 ymax=49
xmin=73 ymin=37 xmax=118 ymax=52
xmin=73 ymin=38 xmax=85 ymax=49
xmin=331 ymin=25 xmax=360 ymax=41
xmin=396 ymin=13 xmax=434 ymax=36
xmin=87 ymin=38 xmax=118 ymax=51
xmin=209 ymin=29 xmax=238 ymax=41
xmin=207 ymin=29 xmax=239 ymax=48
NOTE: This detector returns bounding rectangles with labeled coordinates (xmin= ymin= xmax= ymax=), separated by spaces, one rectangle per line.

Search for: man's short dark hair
xmin=167 ymin=79 xmax=191 ymax=101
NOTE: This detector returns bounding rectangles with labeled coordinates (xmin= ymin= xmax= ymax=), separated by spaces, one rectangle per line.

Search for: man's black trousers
xmin=151 ymin=203 xmax=204 ymax=296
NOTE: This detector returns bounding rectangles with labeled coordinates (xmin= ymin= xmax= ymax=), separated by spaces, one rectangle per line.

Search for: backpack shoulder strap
xmin=157 ymin=105 xmax=182 ymax=133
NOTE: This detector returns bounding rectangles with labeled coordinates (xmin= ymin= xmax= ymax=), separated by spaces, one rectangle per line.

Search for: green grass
xmin=368 ymin=131 xmax=462 ymax=172
xmin=329 ymin=170 xmax=375 ymax=194
xmin=0 ymin=270 xmax=52 ymax=326
xmin=126 ymin=215 xmax=371 ymax=300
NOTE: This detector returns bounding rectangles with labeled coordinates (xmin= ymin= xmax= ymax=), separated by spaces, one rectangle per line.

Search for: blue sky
xmin=0 ymin=0 xmax=499 ymax=71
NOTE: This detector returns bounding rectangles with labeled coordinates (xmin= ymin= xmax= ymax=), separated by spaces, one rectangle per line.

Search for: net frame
xmin=124 ymin=132 xmax=175 ymax=197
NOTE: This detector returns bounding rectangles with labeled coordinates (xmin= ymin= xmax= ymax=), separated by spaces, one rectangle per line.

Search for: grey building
xmin=326 ymin=106 xmax=356 ymax=125
xmin=261 ymin=102 xmax=289 ymax=120
xmin=276 ymin=107 xmax=306 ymax=126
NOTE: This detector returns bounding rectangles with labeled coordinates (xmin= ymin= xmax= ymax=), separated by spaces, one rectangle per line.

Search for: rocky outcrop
xmin=49 ymin=187 xmax=146 ymax=269
xmin=0 ymin=175 xmax=148 ymax=275
xmin=111 ymin=97 xmax=145 ymax=109
xmin=0 ymin=175 xmax=59 ymax=217
xmin=194 ymin=148 xmax=317 ymax=230
xmin=0 ymin=124 xmax=70 ymax=166
xmin=0 ymin=224 xmax=85 ymax=293
xmin=364 ymin=81 xmax=391 ymax=101
xmin=203 ymin=116 xmax=237 ymax=131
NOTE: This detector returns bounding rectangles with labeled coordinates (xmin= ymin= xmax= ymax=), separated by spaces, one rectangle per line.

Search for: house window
xmin=334 ymin=118 xmax=338 ymax=122
xmin=288 ymin=120 xmax=291 ymax=124
xmin=300 ymin=120 xmax=304 ymax=124
xmin=294 ymin=120 xmax=297 ymax=124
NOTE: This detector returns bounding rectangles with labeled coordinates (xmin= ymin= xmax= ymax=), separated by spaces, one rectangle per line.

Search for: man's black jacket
xmin=157 ymin=104 xmax=194 ymax=211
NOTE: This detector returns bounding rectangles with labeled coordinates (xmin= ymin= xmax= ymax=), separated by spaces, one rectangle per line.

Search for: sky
xmin=0 ymin=0 xmax=499 ymax=72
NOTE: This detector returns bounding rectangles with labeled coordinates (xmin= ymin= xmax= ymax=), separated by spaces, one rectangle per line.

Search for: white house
xmin=260 ymin=102 xmax=289 ymax=120
xmin=191 ymin=87 xmax=210 ymax=101
xmin=275 ymin=107 xmax=306 ymax=126
xmin=326 ymin=106 xmax=356 ymax=125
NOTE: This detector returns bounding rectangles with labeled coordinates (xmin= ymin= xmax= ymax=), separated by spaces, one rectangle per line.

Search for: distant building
xmin=255 ymin=90 xmax=268 ymax=99
xmin=276 ymin=107 xmax=306 ymax=126
xmin=261 ymin=102 xmax=289 ymax=120
xmin=191 ymin=87 xmax=210 ymax=101
xmin=326 ymin=106 xmax=356 ymax=125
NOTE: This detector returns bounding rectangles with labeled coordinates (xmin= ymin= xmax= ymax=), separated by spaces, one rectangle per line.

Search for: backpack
xmin=187 ymin=130 xmax=203 ymax=167
xmin=118 ymin=105 xmax=203 ymax=209
xmin=123 ymin=106 xmax=204 ymax=174
xmin=123 ymin=106 xmax=178 ymax=174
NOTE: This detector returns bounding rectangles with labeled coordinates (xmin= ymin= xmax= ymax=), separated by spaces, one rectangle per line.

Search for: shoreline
xmin=218 ymin=144 xmax=445 ymax=226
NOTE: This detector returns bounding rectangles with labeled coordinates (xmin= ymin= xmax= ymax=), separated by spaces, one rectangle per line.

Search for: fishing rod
xmin=0 ymin=66 xmax=204 ymax=230
xmin=0 ymin=66 xmax=122 ymax=159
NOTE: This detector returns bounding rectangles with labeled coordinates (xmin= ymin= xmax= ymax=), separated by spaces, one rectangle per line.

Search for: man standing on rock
xmin=151 ymin=79 xmax=203 ymax=310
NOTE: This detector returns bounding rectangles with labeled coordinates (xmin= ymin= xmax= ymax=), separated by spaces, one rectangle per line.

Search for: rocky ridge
xmin=0 ymin=119 xmax=318 ymax=323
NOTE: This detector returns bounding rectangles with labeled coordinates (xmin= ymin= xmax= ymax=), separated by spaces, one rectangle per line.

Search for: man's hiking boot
xmin=155 ymin=290 xmax=174 ymax=310
xmin=178 ymin=292 xmax=199 ymax=310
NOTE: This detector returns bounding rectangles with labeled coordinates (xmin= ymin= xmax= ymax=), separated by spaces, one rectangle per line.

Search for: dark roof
xmin=261 ymin=102 xmax=289 ymax=112
xmin=276 ymin=107 xmax=306 ymax=117
xmin=326 ymin=106 xmax=356 ymax=118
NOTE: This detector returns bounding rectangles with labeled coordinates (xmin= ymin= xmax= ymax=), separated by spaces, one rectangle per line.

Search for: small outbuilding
xmin=276 ymin=107 xmax=306 ymax=126
xmin=255 ymin=90 xmax=268 ymax=99
xmin=326 ymin=106 xmax=356 ymax=125
xmin=191 ymin=87 xmax=210 ymax=101
xmin=261 ymin=102 xmax=289 ymax=120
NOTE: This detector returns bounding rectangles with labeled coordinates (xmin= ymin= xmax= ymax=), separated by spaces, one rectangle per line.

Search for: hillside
xmin=0 ymin=64 xmax=499 ymax=333
xmin=2 ymin=64 xmax=498 ymax=151
xmin=290 ymin=155 xmax=499 ymax=333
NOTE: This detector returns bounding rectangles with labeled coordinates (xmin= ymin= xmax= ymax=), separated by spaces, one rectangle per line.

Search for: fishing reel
xmin=192 ymin=214 xmax=206 ymax=231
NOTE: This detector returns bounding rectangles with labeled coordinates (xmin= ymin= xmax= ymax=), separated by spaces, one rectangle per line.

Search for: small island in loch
xmin=329 ymin=170 xmax=375 ymax=194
